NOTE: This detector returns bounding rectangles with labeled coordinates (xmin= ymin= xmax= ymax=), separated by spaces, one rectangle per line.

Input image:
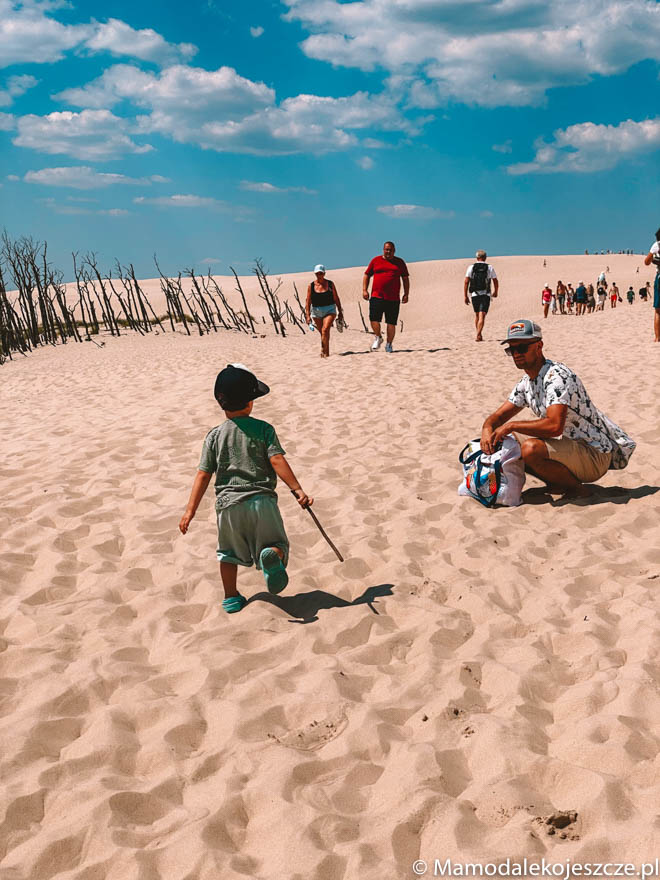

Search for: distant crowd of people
xmin=540 ymin=277 xmax=654 ymax=318
xmin=584 ymin=249 xmax=638 ymax=255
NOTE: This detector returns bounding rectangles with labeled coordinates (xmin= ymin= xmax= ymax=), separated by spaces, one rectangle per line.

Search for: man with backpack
xmin=464 ymin=250 xmax=499 ymax=341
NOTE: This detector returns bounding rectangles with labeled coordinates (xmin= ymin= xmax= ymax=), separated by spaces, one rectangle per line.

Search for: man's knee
xmin=521 ymin=438 xmax=548 ymax=460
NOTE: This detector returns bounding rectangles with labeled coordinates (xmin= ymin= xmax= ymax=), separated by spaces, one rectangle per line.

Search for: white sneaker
xmin=385 ymin=342 xmax=393 ymax=353
xmin=371 ymin=335 xmax=383 ymax=351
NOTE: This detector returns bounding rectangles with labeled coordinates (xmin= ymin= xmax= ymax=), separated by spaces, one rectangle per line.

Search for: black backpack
xmin=469 ymin=262 xmax=491 ymax=293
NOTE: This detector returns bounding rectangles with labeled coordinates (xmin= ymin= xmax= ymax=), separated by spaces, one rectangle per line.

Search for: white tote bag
xmin=458 ymin=435 xmax=526 ymax=507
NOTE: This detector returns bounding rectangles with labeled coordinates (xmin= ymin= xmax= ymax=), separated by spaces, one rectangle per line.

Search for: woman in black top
xmin=305 ymin=264 xmax=344 ymax=358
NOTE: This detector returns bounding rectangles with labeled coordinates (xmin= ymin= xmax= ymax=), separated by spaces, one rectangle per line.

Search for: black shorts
xmin=471 ymin=294 xmax=491 ymax=313
xmin=369 ymin=297 xmax=400 ymax=325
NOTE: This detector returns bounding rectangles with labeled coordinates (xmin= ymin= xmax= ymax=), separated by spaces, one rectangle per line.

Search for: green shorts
xmin=216 ymin=494 xmax=289 ymax=568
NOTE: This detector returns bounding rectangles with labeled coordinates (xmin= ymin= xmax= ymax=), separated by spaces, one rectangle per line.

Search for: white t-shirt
xmin=465 ymin=263 xmax=497 ymax=297
xmin=508 ymin=360 xmax=635 ymax=469
xmin=650 ymin=241 xmax=660 ymax=269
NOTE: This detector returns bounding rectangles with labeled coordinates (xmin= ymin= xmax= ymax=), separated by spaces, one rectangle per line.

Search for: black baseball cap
xmin=214 ymin=363 xmax=269 ymax=408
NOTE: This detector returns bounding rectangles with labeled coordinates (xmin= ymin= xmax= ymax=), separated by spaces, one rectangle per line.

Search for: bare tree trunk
xmin=231 ymin=267 xmax=256 ymax=333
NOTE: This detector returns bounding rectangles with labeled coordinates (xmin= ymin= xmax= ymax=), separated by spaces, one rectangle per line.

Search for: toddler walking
xmin=179 ymin=364 xmax=311 ymax=613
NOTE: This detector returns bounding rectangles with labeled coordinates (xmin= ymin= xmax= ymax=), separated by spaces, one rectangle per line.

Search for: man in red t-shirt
xmin=362 ymin=240 xmax=410 ymax=352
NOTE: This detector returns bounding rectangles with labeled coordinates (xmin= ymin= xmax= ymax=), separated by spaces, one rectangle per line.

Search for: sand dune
xmin=1 ymin=253 xmax=659 ymax=879
xmin=126 ymin=252 xmax=648 ymax=334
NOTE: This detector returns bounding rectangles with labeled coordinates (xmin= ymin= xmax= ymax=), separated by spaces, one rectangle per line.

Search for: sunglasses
xmin=505 ymin=340 xmax=537 ymax=356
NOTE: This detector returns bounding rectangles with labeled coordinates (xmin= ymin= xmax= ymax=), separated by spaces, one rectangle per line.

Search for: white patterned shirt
xmin=508 ymin=360 xmax=635 ymax=470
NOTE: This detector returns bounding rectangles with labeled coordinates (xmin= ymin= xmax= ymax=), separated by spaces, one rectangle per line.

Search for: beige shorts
xmin=544 ymin=437 xmax=611 ymax=483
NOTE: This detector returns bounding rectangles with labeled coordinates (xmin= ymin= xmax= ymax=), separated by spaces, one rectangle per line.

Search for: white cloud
xmin=57 ymin=63 xmax=420 ymax=155
xmin=240 ymin=180 xmax=317 ymax=194
xmin=6 ymin=173 xmax=19 ymax=180
xmin=0 ymin=74 xmax=38 ymax=107
xmin=0 ymin=0 xmax=89 ymax=68
xmin=200 ymin=257 xmax=222 ymax=265
xmin=0 ymin=2 xmax=196 ymax=68
xmin=249 ymin=26 xmax=264 ymax=38
xmin=492 ymin=141 xmax=512 ymax=154
xmin=38 ymin=197 xmax=90 ymax=215
xmin=284 ymin=0 xmax=660 ymax=107
xmin=57 ymin=64 xmax=274 ymax=120
xmin=356 ymin=156 xmax=374 ymax=170
xmin=0 ymin=111 xmax=14 ymax=130
xmin=188 ymin=91 xmax=419 ymax=155
xmin=37 ymin=196 xmax=129 ymax=216
xmin=508 ymin=116 xmax=660 ymax=174
xmin=13 ymin=110 xmax=152 ymax=160
xmin=480 ymin=210 xmax=494 ymax=218
xmin=377 ymin=204 xmax=454 ymax=220
xmin=134 ymin=193 xmax=253 ymax=220
xmin=84 ymin=19 xmax=196 ymax=65
xmin=134 ymin=194 xmax=232 ymax=209
xmin=23 ymin=165 xmax=165 ymax=188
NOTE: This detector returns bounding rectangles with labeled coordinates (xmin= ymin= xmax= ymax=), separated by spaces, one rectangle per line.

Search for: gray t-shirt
xmin=199 ymin=416 xmax=285 ymax=510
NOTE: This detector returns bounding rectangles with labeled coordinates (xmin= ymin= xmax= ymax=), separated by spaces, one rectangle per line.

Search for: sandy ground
xmin=1 ymin=253 xmax=659 ymax=879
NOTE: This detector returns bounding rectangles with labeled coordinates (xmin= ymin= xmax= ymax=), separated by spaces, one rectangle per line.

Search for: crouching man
xmin=481 ymin=319 xmax=635 ymax=498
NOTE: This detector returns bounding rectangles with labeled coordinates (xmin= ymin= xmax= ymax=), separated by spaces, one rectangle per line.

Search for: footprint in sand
xmin=268 ymin=707 xmax=348 ymax=751
xmin=533 ymin=810 xmax=580 ymax=840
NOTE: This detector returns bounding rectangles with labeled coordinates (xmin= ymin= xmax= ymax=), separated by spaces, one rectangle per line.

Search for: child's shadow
xmin=248 ymin=583 xmax=394 ymax=623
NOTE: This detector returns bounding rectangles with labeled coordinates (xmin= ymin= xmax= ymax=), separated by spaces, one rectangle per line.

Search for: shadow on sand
xmin=338 ymin=348 xmax=451 ymax=356
xmin=522 ymin=484 xmax=660 ymax=507
xmin=248 ymin=583 xmax=394 ymax=624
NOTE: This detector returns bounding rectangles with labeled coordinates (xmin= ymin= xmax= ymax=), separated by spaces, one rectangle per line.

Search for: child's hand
xmin=179 ymin=511 xmax=194 ymax=534
xmin=293 ymin=488 xmax=313 ymax=509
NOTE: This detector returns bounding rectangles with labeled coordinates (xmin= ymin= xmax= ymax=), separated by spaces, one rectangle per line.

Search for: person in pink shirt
xmin=541 ymin=284 xmax=553 ymax=318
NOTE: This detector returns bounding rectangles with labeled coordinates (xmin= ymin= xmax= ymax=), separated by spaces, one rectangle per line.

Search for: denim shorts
xmin=311 ymin=304 xmax=337 ymax=319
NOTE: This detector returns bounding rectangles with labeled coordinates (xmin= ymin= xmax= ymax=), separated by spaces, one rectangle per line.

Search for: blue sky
xmin=1 ymin=0 xmax=659 ymax=278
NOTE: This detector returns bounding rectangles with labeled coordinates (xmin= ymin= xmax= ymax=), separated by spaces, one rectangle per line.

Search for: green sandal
xmin=222 ymin=594 xmax=247 ymax=613
xmin=259 ymin=548 xmax=289 ymax=594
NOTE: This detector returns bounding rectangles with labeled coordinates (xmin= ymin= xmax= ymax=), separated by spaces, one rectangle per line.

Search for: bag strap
xmin=459 ymin=440 xmax=482 ymax=465
xmin=473 ymin=456 xmax=502 ymax=507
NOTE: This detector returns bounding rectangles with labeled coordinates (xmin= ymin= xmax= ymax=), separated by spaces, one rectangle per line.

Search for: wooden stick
xmin=291 ymin=491 xmax=344 ymax=562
